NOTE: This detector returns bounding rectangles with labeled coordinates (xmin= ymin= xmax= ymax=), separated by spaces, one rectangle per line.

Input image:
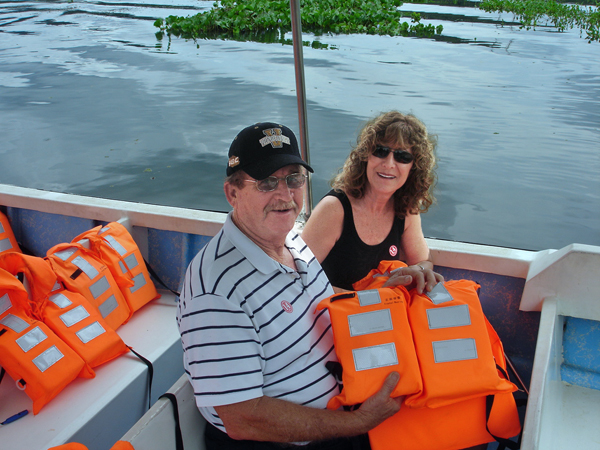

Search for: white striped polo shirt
xmin=177 ymin=212 xmax=338 ymax=432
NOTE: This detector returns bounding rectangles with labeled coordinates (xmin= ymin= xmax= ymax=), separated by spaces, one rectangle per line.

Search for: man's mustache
xmin=265 ymin=200 xmax=298 ymax=213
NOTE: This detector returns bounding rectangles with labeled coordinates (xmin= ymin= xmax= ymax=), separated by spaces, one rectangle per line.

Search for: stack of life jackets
xmin=0 ymin=210 xmax=21 ymax=255
xmin=317 ymin=260 xmax=521 ymax=450
xmin=45 ymin=221 xmax=160 ymax=330
xmin=72 ymin=222 xmax=160 ymax=318
xmin=0 ymin=254 xmax=91 ymax=414
xmin=0 ymin=219 xmax=160 ymax=414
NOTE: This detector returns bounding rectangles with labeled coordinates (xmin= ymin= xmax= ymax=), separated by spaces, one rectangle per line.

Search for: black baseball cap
xmin=226 ymin=122 xmax=313 ymax=180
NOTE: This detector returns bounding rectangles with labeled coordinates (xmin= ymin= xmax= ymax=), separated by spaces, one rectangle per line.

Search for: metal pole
xmin=289 ymin=0 xmax=312 ymax=222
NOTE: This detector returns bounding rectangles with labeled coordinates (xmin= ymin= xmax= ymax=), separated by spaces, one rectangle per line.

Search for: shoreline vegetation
xmin=153 ymin=0 xmax=599 ymax=46
xmin=480 ymin=0 xmax=599 ymax=42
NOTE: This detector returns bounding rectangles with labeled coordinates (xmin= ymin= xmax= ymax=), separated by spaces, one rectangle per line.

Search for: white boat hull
xmin=1 ymin=184 xmax=599 ymax=450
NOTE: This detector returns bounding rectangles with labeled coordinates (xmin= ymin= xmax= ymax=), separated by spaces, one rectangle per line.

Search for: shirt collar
xmin=223 ymin=212 xmax=305 ymax=274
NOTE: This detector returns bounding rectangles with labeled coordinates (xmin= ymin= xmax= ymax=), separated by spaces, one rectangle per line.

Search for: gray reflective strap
xmin=53 ymin=247 xmax=78 ymax=261
xmin=357 ymin=290 xmax=382 ymax=306
xmin=89 ymin=276 xmax=110 ymax=300
xmin=49 ymin=292 xmax=72 ymax=309
xmin=98 ymin=294 xmax=118 ymax=318
xmin=76 ymin=321 xmax=106 ymax=344
xmin=353 ymin=342 xmax=398 ymax=371
xmin=125 ymin=253 xmax=139 ymax=270
xmin=0 ymin=314 xmax=28 ymax=333
xmin=100 ymin=226 xmax=111 ymax=234
xmin=0 ymin=238 xmax=12 ymax=252
xmin=0 ymin=222 xmax=4 ymax=233
xmin=59 ymin=305 xmax=90 ymax=328
xmin=16 ymin=326 xmax=48 ymax=352
xmin=72 ymin=256 xmax=99 ymax=280
xmin=130 ymin=272 xmax=146 ymax=294
xmin=348 ymin=309 xmax=393 ymax=337
xmin=426 ymin=283 xmax=454 ymax=305
xmin=427 ymin=304 xmax=471 ymax=329
xmin=32 ymin=345 xmax=64 ymax=372
xmin=432 ymin=338 xmax=478 ymax=363
xmin=104 ymin=235 xmax=127 ymax=256
xmin=0 ymin=293 xmax=12 ymax=316
xmin=51 ymin=281 xmax=62 ymax=292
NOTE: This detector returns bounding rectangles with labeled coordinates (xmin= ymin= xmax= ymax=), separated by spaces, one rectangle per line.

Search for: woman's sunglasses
xmin=372 ymin=146 xmax=414 ymax=164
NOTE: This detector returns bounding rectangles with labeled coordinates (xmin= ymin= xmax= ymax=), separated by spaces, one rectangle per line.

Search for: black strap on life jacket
xmin=485 ymin=394 xmax=521 ymax=450
xmin=484 ymin=360 xmax=529 ymax=450
xmin=158 ymin=393 xmax=184 ymax=450
xmin=70 ymin=268 xmax=83 ymax=280
xmin=0 ymin=329 xmax=6 ymax=385
xmin=128 ymin=346 xmax=154 ymax=410
xmin=143 ymin=257 xmax=180 ymax=297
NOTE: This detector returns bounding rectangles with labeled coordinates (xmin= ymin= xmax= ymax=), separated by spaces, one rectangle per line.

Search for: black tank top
xmin=320 ymin=190 xmax=405 ymax=290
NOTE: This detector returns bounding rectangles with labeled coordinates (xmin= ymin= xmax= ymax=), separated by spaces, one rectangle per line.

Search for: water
xmin=1 ymin=0 xmax=598 ymax=251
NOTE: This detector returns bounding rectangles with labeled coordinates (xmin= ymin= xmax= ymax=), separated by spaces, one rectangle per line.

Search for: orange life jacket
xmin=73 ymin=222 xmax=160 ymax=317
xmin=316 ymin=287 xmax=422 ymax=410
xmin=351 ymin=260 xmax=408 ymax=291
xmin=0 ymin=252 xmax=129 ymax=371
xmin=49 ymin=441 xmax=135 ymax=450
xmin=45 ymin=242 xmax=131 ymax=330
xmin=368 ymin=317 xmax=521 ymax=450
xmin=0 ymin=210 xmax=21 ymax=255
xmin=348 ymin=261 xmax=520 ymax=449
xmin=0 ymin=267 xmax=90 ymax=415
xmin=404 ymin=279 xmax=517 ymax=409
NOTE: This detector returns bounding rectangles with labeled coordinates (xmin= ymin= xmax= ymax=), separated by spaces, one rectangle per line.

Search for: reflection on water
xmin=0 ymin=0 xmax=598 ymax=251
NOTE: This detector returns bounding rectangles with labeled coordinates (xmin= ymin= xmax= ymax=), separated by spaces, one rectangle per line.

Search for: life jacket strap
xmin=158 ymin=393 xmax=184 ymax=450
xmin=128 ymin=346 xmax=154 ymax=410
xmin=485 ymin=395 xmax=521 ymax=450
xmin=142 ymin=257 xmax=180 ymax=297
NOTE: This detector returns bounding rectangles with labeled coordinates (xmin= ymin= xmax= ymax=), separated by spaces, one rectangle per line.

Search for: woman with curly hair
xmin=302 ymin=111 xmax=443 ymax=293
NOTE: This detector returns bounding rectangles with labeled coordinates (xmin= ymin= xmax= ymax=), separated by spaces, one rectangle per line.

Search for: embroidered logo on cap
xmin=228 ymin=156 xmax=240 ymax=168
xmin=260 ymin=128 xmax=290 ymax=149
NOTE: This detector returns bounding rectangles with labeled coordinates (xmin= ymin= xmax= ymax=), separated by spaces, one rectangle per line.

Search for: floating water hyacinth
xmin=153 ymin=0 xmax=443 ymax=47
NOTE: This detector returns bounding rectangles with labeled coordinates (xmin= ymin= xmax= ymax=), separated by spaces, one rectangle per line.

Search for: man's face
xmin=225 ymin=165 xmax=304 ymax=247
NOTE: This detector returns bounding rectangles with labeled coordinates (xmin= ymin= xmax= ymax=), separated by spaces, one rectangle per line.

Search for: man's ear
xmin=224 ymin=182 xmax=237 ymax=208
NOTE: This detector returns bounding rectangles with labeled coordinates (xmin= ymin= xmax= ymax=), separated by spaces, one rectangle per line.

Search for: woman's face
xmin=365 ymin=143 xmax=414 ymax=197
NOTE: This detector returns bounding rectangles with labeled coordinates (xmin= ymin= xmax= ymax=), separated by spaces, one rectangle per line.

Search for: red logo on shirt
xmin=281 ymin=301 xmax=293 ymax=313
xmin=389 ymin=245 xmax=398 ymax=257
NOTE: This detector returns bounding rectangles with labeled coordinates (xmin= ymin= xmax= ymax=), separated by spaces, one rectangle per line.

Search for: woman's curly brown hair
xmin=331 ymin=111 xmax=437 ymax=216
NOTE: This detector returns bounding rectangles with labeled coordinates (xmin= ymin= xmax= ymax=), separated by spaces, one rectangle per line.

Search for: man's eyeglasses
xmin=245 ymin=173 xmax=307 ymax=192
xmin=372 ymin=146 xmax=414 ymax=164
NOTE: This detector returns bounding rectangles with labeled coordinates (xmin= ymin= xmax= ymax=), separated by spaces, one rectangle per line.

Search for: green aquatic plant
xmin=479 ymin=0 xmax=599 ymax=42
xmin=154 ymin=0 xmax=443 ymax=47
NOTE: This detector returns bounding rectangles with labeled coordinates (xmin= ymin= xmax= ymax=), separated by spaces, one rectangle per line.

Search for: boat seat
xmin=120 ymin=374 xmax=206 ymax=450
xmin=521 ymin=297 xmax=600 ymax=449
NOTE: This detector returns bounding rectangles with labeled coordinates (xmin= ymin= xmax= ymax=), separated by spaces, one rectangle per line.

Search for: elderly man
xmin=177 ymin=122 xmax=401 ymax=450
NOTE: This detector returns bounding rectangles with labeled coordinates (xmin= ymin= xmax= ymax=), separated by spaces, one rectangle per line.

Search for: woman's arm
xmin=381 ymin=212 xmax=444 ymax=293
xmin=301 ymin=195 xmax=344 ymax=264
xmin=401 ymin=212 xmax=430 ymax=266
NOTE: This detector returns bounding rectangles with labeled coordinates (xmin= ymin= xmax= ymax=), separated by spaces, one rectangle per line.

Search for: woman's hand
xmin=382 ymin=265 xmax=444 ymax=294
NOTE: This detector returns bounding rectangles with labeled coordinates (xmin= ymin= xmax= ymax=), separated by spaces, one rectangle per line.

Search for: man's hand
xmin=217 ymin=371 xmax=404 ymax=442
xmin=354 ymin=372 xmax=404 ymax=429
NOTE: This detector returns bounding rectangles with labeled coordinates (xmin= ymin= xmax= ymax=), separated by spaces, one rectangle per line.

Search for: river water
xmin=1 ymin=0 xmax=598 ymax=251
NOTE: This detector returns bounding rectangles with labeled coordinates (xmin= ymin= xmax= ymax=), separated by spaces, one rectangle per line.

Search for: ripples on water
xmin=0 ymin=0 xmax=598 ymax=251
